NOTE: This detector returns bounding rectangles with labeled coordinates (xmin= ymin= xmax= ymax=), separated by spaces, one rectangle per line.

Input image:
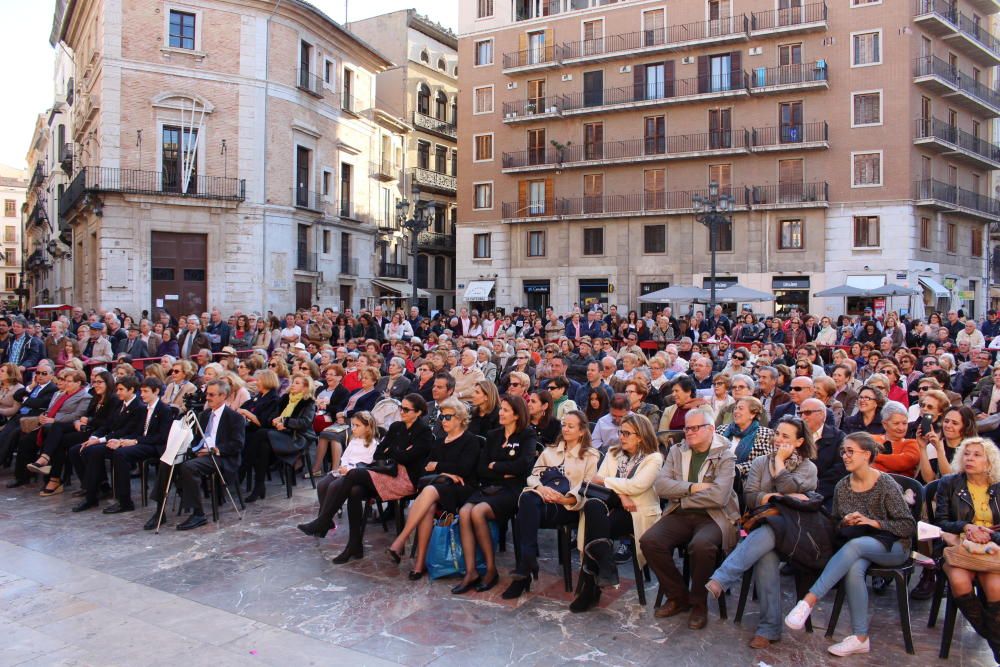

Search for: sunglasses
xmin=789 ymin=386 xmax=808 ymax=392
xmin=399 ymin=406 xmax=417 ymax=413
xmin=269 ymin=363 xmax=278 ymax=368
xmin=440 ymin=413 xmax=456 ymax=421
xmin=171 ymin=369 xmax=183 ymax=374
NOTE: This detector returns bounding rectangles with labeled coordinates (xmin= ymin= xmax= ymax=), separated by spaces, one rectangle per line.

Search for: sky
xmin=0 ymin=0 xmax=458 ymax=170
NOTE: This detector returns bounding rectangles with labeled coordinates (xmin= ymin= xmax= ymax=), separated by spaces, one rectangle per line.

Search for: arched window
xmin=434 ymin=256 xmax=446 ymax=290
xmin=435 ymin=91 xmax=447 ymax=120
xmin=417 ymin=84 xmax=430 ymax=115
xmin=438 ymin=57 xmax=447 ymax=71
xmin=450 ymin=98 xmax=457 ymax=125
xmin=420 ymin=50 xmax=429 ymax=63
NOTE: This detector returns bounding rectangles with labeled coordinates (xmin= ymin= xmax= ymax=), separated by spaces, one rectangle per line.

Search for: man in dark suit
xmin=772 ymin=376 xmax=836 ymax=426
xmin=0 ymin=361 xmax=58 ymax=470
xmin=6 ymin=317 xmax=44 ymax=372
xmin=145 ymin=379 xmax=245 ymax=531
xmin=115 ymin=325 xmax=149 ymax=359
xmin=753 ymin=366 xmax=790 ymax=423
xmin=800 ymin=398 xmax=847 ymax=511
xmin=177 ymin=316 xmax=211 ymax=360
xmin=204 ymin=309 xmax=231 ymax=353
xmin=957 ymin=350 xmax=994 ymax=398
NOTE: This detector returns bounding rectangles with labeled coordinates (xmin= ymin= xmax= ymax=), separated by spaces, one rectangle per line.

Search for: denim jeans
xmin=710 ymin=525 xmax=783 ymax=640
xmin=809 ymin=536 xmax=907 ymax=636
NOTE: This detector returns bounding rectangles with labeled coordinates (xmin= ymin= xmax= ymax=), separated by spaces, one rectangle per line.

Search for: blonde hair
xmin=437 ymin=397 xmax=470 ymax=429
xmin=953 ymin=437 xmax=1000 ymax=485
xmin=255 ymin=369 xmax=280 ymax=393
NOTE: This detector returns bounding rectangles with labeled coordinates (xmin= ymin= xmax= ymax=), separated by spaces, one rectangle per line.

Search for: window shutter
xmin=697 ymin=56 xmax=709 ymax=94
xmin=518 ymin=180 xmax=527 ymax=215
xmin=544 ymin=177 xmax=554 ymax=213
xmin=633 ymin=65 xmax=646 ymax=101
xmin=730 ymin=51 xmax=742 ymax=88
xmin=518 ymin=33 xmax=527 ymax=65
xmin=544 ymin=29 xmax=554 ymax=61
xmin=664 ymin=60 xmax=675 ymax=97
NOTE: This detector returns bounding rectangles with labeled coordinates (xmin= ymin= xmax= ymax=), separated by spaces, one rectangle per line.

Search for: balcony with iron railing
xmin=750 ymin=2 xmax=828 ymax=35
xmin=416 ymin=230 xmax=455 ymax=253
xmin=914 ymin=0 xmax=1000 ymax=67
xmin=410 ymin=167 xmax=456 ymax=195
xmin=379 ymin=261 xmax=408 ymax=279
xmin=913 ymin=56 xmax=1000 ymax=117
xmin=915 ymin=179 xmax=1000 ymax=222
xmin=292 ymin=187 xmax=323 ymax=212
xmin=965 ymin=0 xmax=1000 ymax=15
xmin=514 ymin=0 xmax=561 ymax=22
xmin=28 ymin=201 xmax=47 ymax=227
xmin=557 ymin=16 xmax=749 ymax=66
xmin=749 ymin=61 xmax=828 ymax=93
xmin=60 ymin=167 xmax=246 ymax=218
xmin=370 ymin=160 xmax=399 ymax=182
xmin=501 ymin=183 xmax=828 ymax=222
xmin=340 ymin=257 xmax=359 ymax=276
xmin=914 ymin=117 xmax=1000 ymax=170
xmin=341 ymin=92 xmax=365 ymax=116
xmin=29 ymin=164 xmax=45 ymax=191
xmin=502 ymin=123 xmax=828 ymax=173
xmin=59 ymin=143 xmax=73 ymax=173
xmin=412 ymin=111 xmax=457 ymax=140
xmin=561 ymin=74 xmax=750 ymax=116
xmin=501 ymin=44 xmax=560 ymax=73
xmin=296 ymin=68 xmax=324 ymax=98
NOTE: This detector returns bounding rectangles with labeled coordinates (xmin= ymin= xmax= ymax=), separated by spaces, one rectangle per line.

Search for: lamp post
xmin=396 ymin=185 xmax=431 ymax=308
xmin=692 ymin=180 xmax=734 ymax=312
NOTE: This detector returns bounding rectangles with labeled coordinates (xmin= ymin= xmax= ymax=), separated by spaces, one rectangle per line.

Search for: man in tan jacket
xmin=450 ymin=348 xmax=485 ymax=401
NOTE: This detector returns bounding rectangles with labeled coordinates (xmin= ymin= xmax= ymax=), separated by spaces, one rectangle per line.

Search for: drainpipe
xmin=260 ymin=0 xmax=283 ymax=314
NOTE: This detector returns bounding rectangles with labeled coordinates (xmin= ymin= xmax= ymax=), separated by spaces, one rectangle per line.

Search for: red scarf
xmin=37 ymin=389 xmax=81 ymax=445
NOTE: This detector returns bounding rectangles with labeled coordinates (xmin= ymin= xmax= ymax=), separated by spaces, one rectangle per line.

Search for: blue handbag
xmin=427 ymin=514 xmax=500 ymax=579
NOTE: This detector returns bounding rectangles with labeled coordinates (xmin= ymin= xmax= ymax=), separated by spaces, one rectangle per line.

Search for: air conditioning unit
xmin=506 ymin=82 xmax=517 ymax=90
xmin=749 ymin=47 xmax=763 ymax=56
xmin=561 ymin=73 xmax=573 ymax=82
xmin=681 ymin=56 xmax=695 ymax=65
xmin=619 ymin=65 xmax=631 ymax=73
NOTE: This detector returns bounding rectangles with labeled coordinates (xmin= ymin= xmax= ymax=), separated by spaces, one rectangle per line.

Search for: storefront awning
xmin=918 ymin=276 xmax=950 ymax=299
xmin=464 ymin=280 xmax=495 ymax=301
xmin=846 ymin=275 xmax=886 ymax=290
xmin=372 ymin=279 xmax=429 ymax=298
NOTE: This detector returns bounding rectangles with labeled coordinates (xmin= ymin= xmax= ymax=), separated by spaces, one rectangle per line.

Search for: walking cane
xmin=184 ymin=411 xmax=243 ymax=521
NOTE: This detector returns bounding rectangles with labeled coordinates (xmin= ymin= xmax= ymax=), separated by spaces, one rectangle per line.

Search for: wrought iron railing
xmin=560 ymin=16 xmax=749 ymax=61
xmin=915 ymin=178 xmax=1000 ymax=217
xmin=296 ymin=68 xmax=324 ymax=97
xmin=379 ymin=261 xmax=408 ymax=279
xmin=749 ymin=61 xmax=828 ymax=89
xmin=913 ymin=56 xmax=1000 ymax=110
xmin=751 ymin=2 xmax=827 ymax=31
xmin=412 ymin=111 xmax=457 ymax=139
xmin=411 ymin=167 xmax=456 ymax=193
xmin=751 ymin=121 xmax=829 ymax=147
xmin=915 ymin=117 xmax=1000 ymax=163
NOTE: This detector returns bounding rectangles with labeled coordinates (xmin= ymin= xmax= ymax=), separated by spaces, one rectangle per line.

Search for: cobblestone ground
xmin=0 ymin=473 xmax=994 ymax=667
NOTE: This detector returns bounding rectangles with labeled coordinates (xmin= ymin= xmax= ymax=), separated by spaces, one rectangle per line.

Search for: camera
xmin=183 ymin=386 xmax=207 ymax=413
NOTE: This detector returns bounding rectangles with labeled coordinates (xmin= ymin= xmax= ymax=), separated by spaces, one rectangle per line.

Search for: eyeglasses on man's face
xmin=683 ymin=423 xmax=712 ymax=433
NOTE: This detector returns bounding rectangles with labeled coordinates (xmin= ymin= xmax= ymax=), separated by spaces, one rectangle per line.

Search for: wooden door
xmin=151 ymin=232 xmax=207 ymax=319
xmin=779 ymin=158 xmax=804 ymax=202
xmin=296 ymin=281 xmax=312 ymax=311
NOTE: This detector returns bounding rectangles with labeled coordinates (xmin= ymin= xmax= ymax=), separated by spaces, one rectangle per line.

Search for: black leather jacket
xmin=933 ymin=473 xmax=1000 ymax=545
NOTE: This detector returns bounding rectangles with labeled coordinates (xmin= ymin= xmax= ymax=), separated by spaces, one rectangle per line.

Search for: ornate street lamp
xmin=396 ymin=185 xmax=432 ymax=306
xmin=692 ymin=180 xmax=733 ymax=311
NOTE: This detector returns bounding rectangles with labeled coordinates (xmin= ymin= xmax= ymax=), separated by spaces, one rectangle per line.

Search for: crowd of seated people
xmin=2 ymin=302 xmax=1000 ymax=657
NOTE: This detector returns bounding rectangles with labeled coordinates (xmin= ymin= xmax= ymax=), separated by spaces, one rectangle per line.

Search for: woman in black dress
xmin=468 ymin=380 xmax=500 ymax=439
xmin=451 ymin=395 xmax=536 ymax=594
xmin=527 ymin=389 xmax=561 ymax=446
xmin=386 ymin=397 xmax=480 ymax=579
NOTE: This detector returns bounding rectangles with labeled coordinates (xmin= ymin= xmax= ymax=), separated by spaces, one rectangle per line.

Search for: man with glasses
xmin=0 ymin=360 xmax=58 ymax=471
xmin=773 ymin=377 xmax=835 ymax=426
xmin=146 ymin=379 xmax=245 ymax=531
xmin=177 ymin=316 xmax=210 ymax=361
xmin=957 ymin=350 xmax=994 ymax=398
xmin=450 ymin=348 xmax=485 ymax=401
xmin=591 ymin=394 xmax=632 ymax=452
xmin=641 ymin=405 xmax=738 ymax=630
xmin=799 ymin=398 xmax=846 ymax=511
xmin=754 ymin=366 xmax=790 ymax=423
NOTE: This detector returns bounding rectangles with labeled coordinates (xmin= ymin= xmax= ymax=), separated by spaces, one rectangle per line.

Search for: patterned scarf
xmin=724 ymin=420 xmax=760 ymax=464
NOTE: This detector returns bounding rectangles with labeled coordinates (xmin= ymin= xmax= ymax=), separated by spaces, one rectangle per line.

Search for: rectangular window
xmin=852 ymin=151 xmax=882 ymax=187
xmin=853 ymin=215 xmax=880 ymax=248
xmin=709 ymin=108 xmax=732 ymax=149
xmin=473 ymin=233 xmax=491 ymax=258
xmin=778 ymin=219 xmax=804 ymax=249
xmin=644 ymin=169 xmax=665 ymax=209
xmin=342 ymin=68 xmax=354 ymax=111
xmin=527 ymin=128 xmax=546 ymax=165
xmin=947 ymin=222 xmax=957 ymax=253
xmin=852 ymin=91 xmax=881 ymax=127
xmin=4 ymin=252 xmax=14 ymax=267
xmin=583 ymin=173 xmax=604 ymax=214
xmin=475 ymin=39 xmax=493 ymax=66
xmin=477 ymin=0 xmax=494 ymax=18
xmin=168 ymin=10 xmax=196 ymax=50
xmin=162 ymin=125 xmax=198 ymax=193
xmin=779 ymin=101 xmax=803 ymax=143
xmin=322 ymin=230 xmax=331 ymax=254
xmin=643 ymin=8 xmax=666 ymax=47
xmin=3 ymin=201 xmax=14 ymax=217
xmin=644 ymin=224 xmax=666 ymax=253
xmin=709 ymin=54 xmax=732 ymax=92
xmin=528 ymin=180 xmax=546 ymax=215
xmin=324 ymin=60 xmax=333 ymax=84
xmin=473 ymin=183 xmax=493 ymax=210
xmin=527 ymin=230 xmax=545 ymax=257
xmin=417 ymin=141 xmax=430 ymax=170
xmin=527 ymin=79 xmax=545 ymax=111
xmin=473 ymin=86 xmax=493 ymax=114
xmin=435 ymin=146 xmax=447 ymax=173
xmin=583 ymin=227 xmax=604 ymax=256
xmin=527 ymin=31 xmax=547 ymax=65
xmin=3 ymin=226 xmax=14 ymax=243
xmin=644 ymin=115 xmax=666 ymax=155
xmin=711 ymin=221 xmax=734 ymax=252
xmin=920 ymin=217 xmax=931 ymax=250
xmin=645 ymin=63 xmax=666 ymax=99
xmin=973 ymin=228 xmax=984 ymax=257
xmin=709 ymin=163 xmax=732 ymax=188
xmin=582 ymin=20 xmax=603 ymax=56
xmin=851 ymin=31 xmax=881 ymax=67
xmin=474 ymin=134 xmax=492 ymax=162
xmin=584 ymin=122 xmax=603 ymax=160
xmin=3 ymin=274 xmax=15 ymax=291
xmin=583 ymin=70 xmax=604 ymax=107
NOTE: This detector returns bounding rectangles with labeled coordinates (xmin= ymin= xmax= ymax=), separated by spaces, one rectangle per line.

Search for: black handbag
xmin=539 ymin=466 xmax=570 ymax=494
xmin=581 ymin=452 xmax=645 ymax=510
xmin=358 ymin=458 xmax=398 ymax=476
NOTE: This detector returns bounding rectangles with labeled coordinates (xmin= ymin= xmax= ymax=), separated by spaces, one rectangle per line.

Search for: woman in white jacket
xmin=570 ymin=413 xmax=663 ymax=612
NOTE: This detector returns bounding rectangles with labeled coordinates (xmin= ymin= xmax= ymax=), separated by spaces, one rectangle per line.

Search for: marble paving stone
xmin=1 ymin=473 xmax=997 ymax=667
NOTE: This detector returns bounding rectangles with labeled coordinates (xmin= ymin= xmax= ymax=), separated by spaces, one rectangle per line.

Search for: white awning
xmin=846 ymin=275 xmax=886 ymax=290
xmin=919 ymin=276 xmax=950 ymax=299
xmin=464 ymin=280 xmax=495 ymax=301
xmin=372 ymin=279 xmax=430 ymax=299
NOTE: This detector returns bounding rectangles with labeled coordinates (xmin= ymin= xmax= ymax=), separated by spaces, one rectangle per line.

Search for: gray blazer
xmin=47 ymin=389 xmax=92 ymax=423
xmin=375 ymin=375 xmax=412 ymax=401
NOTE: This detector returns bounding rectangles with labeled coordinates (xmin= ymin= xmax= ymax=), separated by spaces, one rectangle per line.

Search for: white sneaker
xmin=828 ymin=635 xmax=870 ymax=657
xmin=784 ymin=600 xmax=812 ymax=630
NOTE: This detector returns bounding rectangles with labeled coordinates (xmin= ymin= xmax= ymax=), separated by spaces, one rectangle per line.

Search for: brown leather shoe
xmin=687 ymin=607 xmax=708 ymax=629
xmin=654 ymin=599 xmax=692 ymax=619
xmin=749 ymin=636 xmax=776 ymax=649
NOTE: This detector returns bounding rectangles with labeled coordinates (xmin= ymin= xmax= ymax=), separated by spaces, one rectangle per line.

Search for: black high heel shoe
xmin=451 ymin=577 xmax=481 ymax=595
xmin=510 ymin=561 xmax=539 ymax=582
xmin=386 ymin=546 xmax=403 ymax=564
xmin=297 ymin=521 xmax=330 ymax=538
xmin=408 ymin=570 xmax=424 ymax=581
xmin=331 ymin=547 xmax=363 ymax=564
xmin=501 ymin=577 xmax=531 ymax=599
xmin=476 ymin=572 xmax=500 ymax=592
